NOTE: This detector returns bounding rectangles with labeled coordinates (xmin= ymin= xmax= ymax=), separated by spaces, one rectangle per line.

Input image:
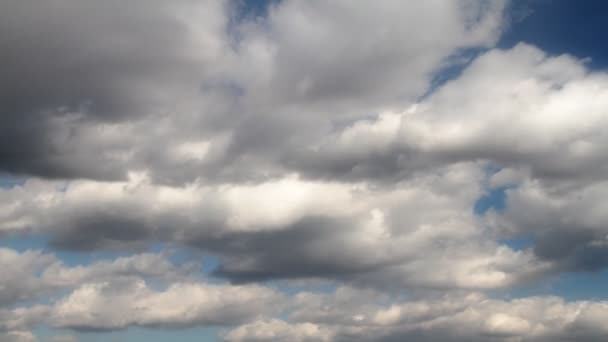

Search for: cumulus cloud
xmin=0 ymin=0 xmax=230 ymax=180
xmin=0 ymin=331 xmax=37 ymax=342
xmin=50 ymin=279 xmax=283 ymax=331
xmin=0 ymin=306 xmax=48 ymax=335
xmin=226 ymin=289 xmax=608 ymax=342
xmin=488 ymin=175 xmax=608 ymax=271
xmin=0 ymin=0 xmax=507 ymax=183
xmin=1 ymin=0 xmax=608 ymax=340
xmin=286 ymin=42 xmax=608 ymax=272
xmin=0 ymin=248 xmax=195 ymax=306
xmin=295 ymin=43 xmax=608 ymax=182
xmin=0 ymin=163 xmax=549 ymax=290
xmin=225 ymin=319 xmax=333 ymax=342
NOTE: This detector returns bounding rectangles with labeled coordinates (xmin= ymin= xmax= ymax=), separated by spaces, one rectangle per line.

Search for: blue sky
xmin=2 ymin=1 xmax=608 ymax=341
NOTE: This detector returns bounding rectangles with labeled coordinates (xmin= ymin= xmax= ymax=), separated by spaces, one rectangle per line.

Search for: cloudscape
xmin=2 ymin=1 xmax=608 ymax=341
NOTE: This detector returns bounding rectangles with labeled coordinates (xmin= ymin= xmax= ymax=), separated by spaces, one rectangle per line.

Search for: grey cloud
xmin=0 ymin=331 xmax=37 ymax=342
xmin=1 ymin=164 xmax=549 ymax=290
xmin=199 ymin=0 xmax=508 ymax=185
xmin=0 ymin=0 xmax=229 ymax=180
xmin=0 ymin=249 xmax=57 ymax=306
xmin=0 ymin=0 xmax=507 ymax=184
xmin=203 ymin=216 xmax=394 ymax=282
xmin=3 ymin=1 xmax=608 ymax=340
xmin=50 ymin=279 xmax=283 ymax=331
xmin=226 ymin=291 xmax=608 ymax=342
xmin=488 ymin=176 xmax=608 ymax=272
xmin=231 ymin=0 xmax=506 ymax=108
xmin=287 ymin=44 xmax=608 ymax=184
xmin=0 ymin=248 xmax=196 ymax=307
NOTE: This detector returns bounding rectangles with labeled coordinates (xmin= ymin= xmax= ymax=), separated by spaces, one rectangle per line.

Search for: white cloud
xmin=224 ymin=319 xmax=333 ymax=342
xmin=0 ymin=162 xmax=550 ymax=290
xmin=228 ymin=289 xmax=608 ymax=342
xmin=1 ymin=1 xmax=608 ymax=340
xmin=0 ymin=248 xmax=194 ymax=306
xmin=51 ymin=279 xmax=283 ymax=331
xmin=0 ymin=331 xmax=37 ymax=342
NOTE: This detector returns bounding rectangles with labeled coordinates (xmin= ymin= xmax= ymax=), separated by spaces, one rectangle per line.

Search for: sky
xmin=1 ymin=1 xmax=608 ymax=341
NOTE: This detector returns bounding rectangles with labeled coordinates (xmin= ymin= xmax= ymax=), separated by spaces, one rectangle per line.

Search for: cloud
xmin=277 ymin=42 xmax=608 ymax=272
xmin=0 ymin=0 xmax=507 ymax=183
xmin=0 ymin=306 xmax=48 ymax=335
xmin=0 ymin=0 xmax=229 ymax=180
xmin=0 ymin=163 xmax=549 ymax=290
xmin=1 ymin=1 xmax=608 ymax=340
xmin=224 ymin=319 xmax=333 ymax=342
xmin=0 ymin=306 xmax=48 ymax=342
xmin=0 ymin=248 xmax=195 ymax=307
xmin=226 ymin=289 xmax=608 ymax=342
xmin=0 ymin=248 xmax=57 ymax=306
xmin=229 ymin=0 xmax=506 ymax=107
xmin=50 ymin=279 xmax=283 ymax=331
xmin=488 ymin=175 xmax=608 ymax=271
xmin=0 ymin=331 xmax=37 ymax=342
xmin=293 ymin=43 xmax=608 ymax=182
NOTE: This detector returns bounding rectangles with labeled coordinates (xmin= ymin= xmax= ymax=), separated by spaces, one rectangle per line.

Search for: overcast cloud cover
xmin=2 ymin=0 xmax=608 ymax=341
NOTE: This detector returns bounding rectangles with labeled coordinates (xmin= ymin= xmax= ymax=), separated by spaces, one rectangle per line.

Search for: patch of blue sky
xmin=0 ymin=174 xmax=25 ymax=188
xmin=424 ymin=1 xmax=608 ymax=102
xmin=498 ymin=236 xmax=534 ymax=252
xmin=422 ymin=47 xmax=486 ymax=100
xmin=473 ymin=165 xmax=535 ymax=252
xmin=491 ymin=269 xmax=608 ymax=302
xmin=474 ymin=186 xmax=508 ymax=216
xmin=230 ymin=0 xmax=279 ymax=23
xmin=474 ymin=162 xmax=512 ymax=215
xmin=268 ymin=279 xmax=337 ymax=297
xmin=0 ymin=234 xmax=49 ymax=251
xmin=499 ymin=1 xmax=608 ymax=70
xmin=226 ymin=0 xmax=280 ymax=46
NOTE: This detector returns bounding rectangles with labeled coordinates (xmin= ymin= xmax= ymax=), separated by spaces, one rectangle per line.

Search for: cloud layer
xmin=1 ymin=0 xmax=608 ymax=341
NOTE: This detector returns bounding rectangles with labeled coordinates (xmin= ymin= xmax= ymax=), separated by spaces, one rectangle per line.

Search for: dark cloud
xmin=202 ymin=216 xmax=394 ymax=282
xmin=0 ymin=0 xmax=227 ymax=180
xmin=49 ymin=214 xmax=152 ymax=251
xmin=488 ymin=176 xmax=608 ymax=272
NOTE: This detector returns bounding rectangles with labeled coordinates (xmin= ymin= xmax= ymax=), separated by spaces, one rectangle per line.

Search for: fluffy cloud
xmin=0 ymin=305 xmax=49 ymax=342
xmin=0 ymin=0 xmax=229 ymax=180
xmin=50 ymin=279 xmax=283 ymax=331
xmin=0 ymin=248 xmax=57 ymax=306
xmin=0 ymin=331 xmax=37 ymax=342
xmin=0 ymin=163 xmax=548 ymax=290
xmin=488 ymin=175 xmax=608 ymax=271
xmin=226 ymin=289 xmax=608 ymax=342
xmin=0 ymin=0 xmax=506 ymax=183
xmin=287 ymin=42 xmax=608 ymax=272
xmin=0 ymin=250 xmax=282 ymax=333
xmin=0 ymin=248 xmax=194 ymax=306
xmin=2 ymin=0 xmax=608 ymax=340
xmin=295 ymin=43 xmax=608 ymax=182
xmin=225 ymin=319 xmax=333 ymax=342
